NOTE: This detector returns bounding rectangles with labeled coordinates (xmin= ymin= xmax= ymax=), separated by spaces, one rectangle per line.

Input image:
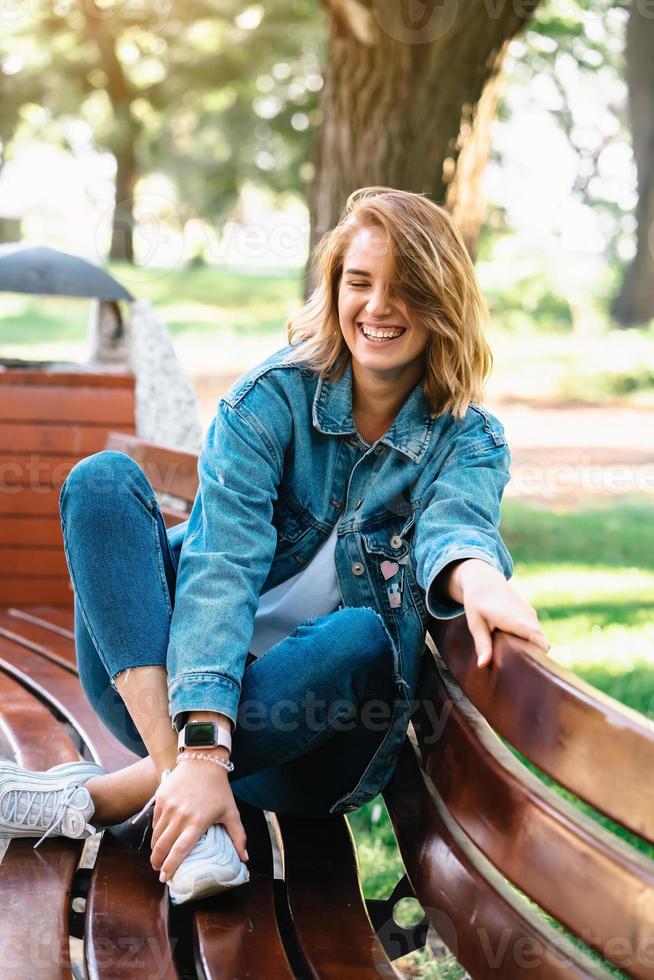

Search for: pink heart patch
xmin=380 ymin=560 xmax=400 ymax=580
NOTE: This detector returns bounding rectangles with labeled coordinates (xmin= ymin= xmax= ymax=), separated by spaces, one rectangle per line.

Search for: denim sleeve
xmin=166 ymin=396 xmax=286 ymax=730
xmin=414 ymin=441 xmax=514 ymax=620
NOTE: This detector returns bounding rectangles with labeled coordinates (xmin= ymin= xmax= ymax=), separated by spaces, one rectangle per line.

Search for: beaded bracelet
xmin=176 ymin=751 xmax=234 ymax=773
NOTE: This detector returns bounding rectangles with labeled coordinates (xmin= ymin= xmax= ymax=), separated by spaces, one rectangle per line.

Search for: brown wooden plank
xmin=0 ymin=453 xmax=82 ymax=488
xmin=0 ymin=579 xmax=73 ymax=606
xmin=194 ymin=805 xmax=295 ymax=980
xmin=0 ymin=487 xmax=61 ymax=517
xmin=276 ymin=812 xmax=397 ymax=979
xmin=86 ymin=817 xmax=177 ymax=980
xmin=0 ymin=517 xmax=62 ymax=547
xmin=0 ymin=609 xmax=77 ymax=671
xmin=415 ymin=651 xmax=654 ymax=979
xmin=385 ymin=739 xmax=612 ymax=980
xmin=0 ymin=670 xmax=86 ymax=979
xmin=0 ymin=548 xmax=69 ymax=576
xmin=0 ymin=386 xmax=134 ymax=424
xmin=430 ymin=617 xmax=654 ymax=842
xmin=0 ymin=669 xmax=79 ymax=770
xmin=0 ymin=370 xmax=134 ymax=389
xmin=161 ymin=506 xmax=189 ymax=527
xmin=105 ymin=432 xmax=199 ymax=505
xmin=8 ymin=605 xmax=75 ymax=636
xmin=0 ymin=626 xmax=173 ymax=980
xmin=0 ymin=423 xmax=133 ymax=454
xmin=0 ymin=634 xmax=136 ymax=772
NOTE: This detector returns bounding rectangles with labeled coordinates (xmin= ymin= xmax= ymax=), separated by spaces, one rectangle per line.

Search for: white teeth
xmin=359 ymin=323 xmax=404 ymax=342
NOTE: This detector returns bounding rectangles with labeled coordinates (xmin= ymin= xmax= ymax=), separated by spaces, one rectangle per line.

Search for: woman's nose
xmin=365 ymin=288 xmax=392 ymax=316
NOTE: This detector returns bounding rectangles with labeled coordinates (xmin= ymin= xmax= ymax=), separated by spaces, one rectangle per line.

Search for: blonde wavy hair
xmin=286 ymin=186 xmax=492 ymax=418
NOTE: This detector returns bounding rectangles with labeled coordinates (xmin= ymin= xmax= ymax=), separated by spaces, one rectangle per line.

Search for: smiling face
xmin=337 ymin=224 xmax=430 ymax=386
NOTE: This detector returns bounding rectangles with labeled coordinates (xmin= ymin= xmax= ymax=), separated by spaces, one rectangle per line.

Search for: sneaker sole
xmin=168 ymin=862 xmax=250 ymax=905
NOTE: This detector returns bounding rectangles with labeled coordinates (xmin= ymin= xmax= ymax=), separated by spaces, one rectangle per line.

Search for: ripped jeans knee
xmin=111 ymin=664 xmax=167 ymax=691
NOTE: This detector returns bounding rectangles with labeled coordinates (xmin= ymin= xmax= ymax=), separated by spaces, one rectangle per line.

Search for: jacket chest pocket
xmin=360 ymin=515 xmax=426 ymax=621
xmin=272 ymin=490 xmax=312 ymax=545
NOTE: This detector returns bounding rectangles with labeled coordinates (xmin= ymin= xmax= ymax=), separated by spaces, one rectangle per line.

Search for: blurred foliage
xmin=490 ymin=0 xmax=634 ymax=270
xmin=0 ymin=2 xmax=324 ymax=231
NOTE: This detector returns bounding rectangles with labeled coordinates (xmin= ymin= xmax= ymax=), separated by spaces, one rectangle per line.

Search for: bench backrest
xmin=105 ymin=432 xmax=654 ymax=980
xmin=0 ymin=370 xmax=135 ymax=605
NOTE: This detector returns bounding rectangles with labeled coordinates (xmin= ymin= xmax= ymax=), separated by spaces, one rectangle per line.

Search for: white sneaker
xmin=131 ymin=768 xmax=250 ymax=905
xmin=0 ymin=759 xmax=107 ymax=849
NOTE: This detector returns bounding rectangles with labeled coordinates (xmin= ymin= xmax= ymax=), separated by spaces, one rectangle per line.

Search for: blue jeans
xmin=59 ymin=451 xmax=397 ymax=817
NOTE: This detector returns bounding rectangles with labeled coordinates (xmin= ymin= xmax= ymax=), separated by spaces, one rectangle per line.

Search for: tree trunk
xmin=445 ymin=60 xmax=507 ymax=261
xmin=611 ymin=3 xmax=654 ymax=327
xmin=83 ymin=3 xmax=139 ymax=265
xmin=307 ymin=0 xmax=538 ymax=284
xmin=109 ymin=110 xmax=138 ymax=264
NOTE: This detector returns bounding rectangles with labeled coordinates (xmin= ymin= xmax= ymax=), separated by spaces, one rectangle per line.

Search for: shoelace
xmin=0 ymin=783 xmax=91 ymax=850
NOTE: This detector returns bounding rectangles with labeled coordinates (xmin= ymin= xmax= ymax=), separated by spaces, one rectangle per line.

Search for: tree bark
xmin=611 ymin=3 xmax=654 ymax=327
xmin=445 ymin=58 xmax=507 ymax=261
xmin=84 ymin=3 xmax=139 ymax=264
xmin=307 ymin=0 xmax=539 ymax=281
xmin=109 ymin=108 xmax=138 ymax=264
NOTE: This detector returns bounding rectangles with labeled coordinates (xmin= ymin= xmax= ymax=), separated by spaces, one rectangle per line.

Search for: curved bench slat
xmin=0 ymin=669 xmax=83 ymax=980
xmin=0 ymin=610 xmax=77 ymax=671
xmin=8 ymin=606 xmax=75 ymax=637
xmin=415 ymin=652 xmax=654 ymax=980
xmin=194 ymin=805 xmax=295 ymax=980
xmin=277 ymin=812 xmax=399 ymax=979
xmin=0 ymin=634 xmax=136 ymax=773
xmin=385 ymin=739 xmax=613 ymax=980
xmin=430 ymin=617 xmax=654 ymax=843
xmin=86 ymin=817 xmax=177 ymax=980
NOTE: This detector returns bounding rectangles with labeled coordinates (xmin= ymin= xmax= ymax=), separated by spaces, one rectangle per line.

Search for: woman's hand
xmin=446 ymin=558 xmax=549 ymax=667
xmin=149 ymin=759 xmax=248 ymax=881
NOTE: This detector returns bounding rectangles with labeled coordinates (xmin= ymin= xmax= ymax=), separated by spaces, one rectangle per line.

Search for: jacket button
xmin=385 ymin=752 xmax=397 ymax=764
xmin=351 ymin=562 xmax=365 ymax=576
xmin=354 ymin=499 xmax=363 ymax=509
xmin=390 ymin=535 xmax=403 ymax=549
xmin=374 ymin=445 xmax=385 ymax=456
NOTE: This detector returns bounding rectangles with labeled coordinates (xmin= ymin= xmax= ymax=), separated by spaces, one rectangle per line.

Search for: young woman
xmin=0 ymin=187 xmax=548 ymax=905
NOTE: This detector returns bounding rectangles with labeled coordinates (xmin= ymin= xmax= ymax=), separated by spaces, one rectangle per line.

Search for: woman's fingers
xmin=223 ymin=809 xmax=249 ymax=863
xmin=467 ymin=611 xmax=494 ymax=668
xmin=528 ymin=625 xmax=550 ymax=652
xmin=158 ymin=824 xmax=206 ymax=881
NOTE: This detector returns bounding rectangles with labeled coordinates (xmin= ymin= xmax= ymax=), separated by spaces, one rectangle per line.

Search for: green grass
xmin=0 ymin=263 xmax=302 ymax=347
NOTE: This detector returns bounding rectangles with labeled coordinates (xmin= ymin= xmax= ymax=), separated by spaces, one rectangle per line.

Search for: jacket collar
xmin=312 ymin=357 xmax=436 ymax=463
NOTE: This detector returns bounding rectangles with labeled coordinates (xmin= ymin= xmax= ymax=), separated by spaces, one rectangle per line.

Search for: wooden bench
xmin=1 ymin=401 xmax=653 ymax=977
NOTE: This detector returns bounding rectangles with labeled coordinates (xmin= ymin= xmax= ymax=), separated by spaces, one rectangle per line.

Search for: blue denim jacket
xmin=166 ymin=345 xmax=512 ymax=814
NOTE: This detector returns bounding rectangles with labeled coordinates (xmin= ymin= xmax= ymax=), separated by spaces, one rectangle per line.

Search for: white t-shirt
xmin=248 ymin=522 xmax=342 ymax=657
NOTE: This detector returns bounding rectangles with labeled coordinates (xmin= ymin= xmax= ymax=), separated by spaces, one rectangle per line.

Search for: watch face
xmin=186 ymin=722 xmax=216 ymax=747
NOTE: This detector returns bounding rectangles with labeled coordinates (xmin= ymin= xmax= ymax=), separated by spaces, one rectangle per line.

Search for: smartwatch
xmin=177 ymin=721 xmax=232 ymax=754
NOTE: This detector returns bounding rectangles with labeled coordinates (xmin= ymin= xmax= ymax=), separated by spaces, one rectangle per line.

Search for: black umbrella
xmin=0 ymin=244 xmax=134 ymax=301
